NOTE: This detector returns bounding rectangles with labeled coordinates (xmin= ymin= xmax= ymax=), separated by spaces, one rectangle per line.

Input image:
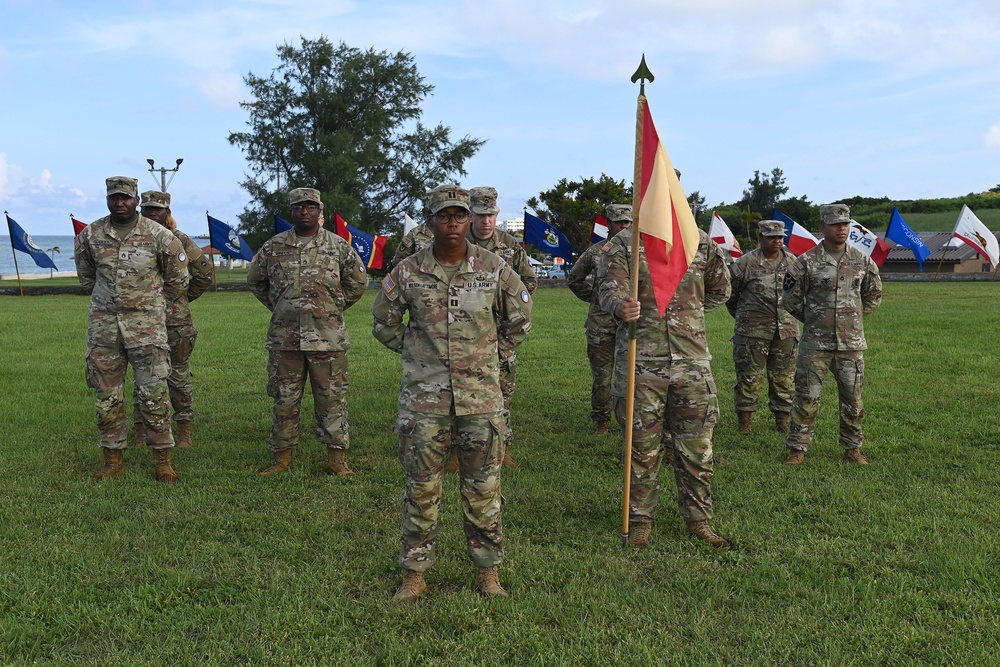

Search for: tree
xmin=738 ymin=167 xmax=789 ymax=227
xmin=46 ymin=246 xmax=60 ymax=279
xmin=687 ymin=190 xmax=707 ymax=227
xmin=229 ymin=37 xmax=484 ymax=250
xmin=526 ymin=174 xmax=632 ymax=259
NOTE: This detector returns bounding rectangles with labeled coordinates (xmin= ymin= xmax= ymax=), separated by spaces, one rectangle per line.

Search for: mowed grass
xmin=888 ymin=208 xmax=1000 ymax=232
xmin=1 ymin=284 xmax=998 ymax=665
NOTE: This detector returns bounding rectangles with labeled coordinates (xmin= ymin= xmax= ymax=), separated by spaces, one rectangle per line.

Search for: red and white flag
xmin=591 ymin=213 xmax=609 ymax=244
xmin=72 ymin=217 xmax=87 ymax=236
xmin=951 ymin=204 xmax=999 ymax=268
xmin=848 ymin=219 xmax=891 ymax=267
xmin=633 ymin=95 xmax=699 ymax=316
xmin=709 ymin=211 xmax=742 ymax=260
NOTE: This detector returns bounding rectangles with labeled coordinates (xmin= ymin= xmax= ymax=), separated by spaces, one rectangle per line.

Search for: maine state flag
xmin=207 ymin=214 xmax=255 ymax=261
xmin=6 ymin=213 xmax=58 ymax=270
xmin=524 ymin=211 xmax=573 ymax=262
xmin=274 ymin=214 xmax=293 ymax=235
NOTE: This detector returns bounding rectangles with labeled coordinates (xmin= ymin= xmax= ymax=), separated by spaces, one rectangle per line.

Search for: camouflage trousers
xmin=627 ymin=359 xmax=719 ymax=523
xmin=266 ymin=350 xmax=349 ymax=452
xmin=395 ymin=410 xmax=504 ymax=572
xmin=787 ymin=350 xmax=865 ymax=451
xmin=585 ymin=325 xmax=615 ymax=424
xmin=86 ymin=337 xmax=173 ymax=450
xmin=132 ymin=325 xmax=198 ymax=425
xmin=732 ymin=334 xmax=797 ymax=414
xmin=500 ymin=353 xmax=516 ymax=453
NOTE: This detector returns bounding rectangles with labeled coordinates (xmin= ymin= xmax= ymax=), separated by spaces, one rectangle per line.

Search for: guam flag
xmin=333 ymin=213 xmax=387 ymax=269
xmin=207 ymin=214 xmax=255 ymax=261
xmin=6 ymin=213 xmax=58 ymax=270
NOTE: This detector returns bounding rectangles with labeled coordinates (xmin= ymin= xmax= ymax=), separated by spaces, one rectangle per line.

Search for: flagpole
xmin=207 ymin=211 xmax=218 ymax=292
xmin=934 ymin=237 xmax=950 ymax=282
xmin=5 ymin=212 xmax=25 ymax=297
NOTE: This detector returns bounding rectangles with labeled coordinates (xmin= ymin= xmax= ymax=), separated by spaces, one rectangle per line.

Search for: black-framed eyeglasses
xmin=434 ymin=211 xmax=470 ymax=224
xmin=291 ymin=203 xmax=321 ymax=212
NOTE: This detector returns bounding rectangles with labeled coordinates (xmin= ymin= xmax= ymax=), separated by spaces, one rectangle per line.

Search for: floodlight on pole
xmin=147 ymin=158 xmax=184 ymax=192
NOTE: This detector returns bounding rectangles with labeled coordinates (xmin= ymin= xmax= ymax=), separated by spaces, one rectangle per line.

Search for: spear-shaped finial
xmin=630 ymin=54 xmax=654 ymax=96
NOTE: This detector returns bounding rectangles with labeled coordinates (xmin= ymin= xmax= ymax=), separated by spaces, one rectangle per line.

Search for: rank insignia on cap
xmin=521 ymin=290 xmax=529 ymax=303
xmin=382 ymin=275 xmax=396 ymax=293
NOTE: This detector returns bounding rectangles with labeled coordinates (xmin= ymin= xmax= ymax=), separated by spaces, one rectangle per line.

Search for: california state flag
xmin=952 ymin=204 xmax=999 ymax=268
xmin=634 ymin=94 xmax=700 ymax=316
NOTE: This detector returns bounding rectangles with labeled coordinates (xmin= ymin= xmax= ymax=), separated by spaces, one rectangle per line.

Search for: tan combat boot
xmin=502 ymin=450 xmax=518 ymax=468
xmin=258 ymin=448 xmax=292 ymax=477
xmin=687 ymin=520 xmax=730 ymax=549
xmin=327 ymin=448 xmax=355 ymax=476
xmin=784 ymin=449 xmax=805 ymax=465
xmin=594 ymin=421 xmax=610 ymax=436
xmin=627 ymin=520 xmax=651 ymax=547
xmin=393 ymin=570 xmax=426 ymax=603
xmin=93 ymin=448 xmax=125 ymax=481
xmin=176 ymin=421 xmax=192 ymax=449
xmin=737 ymin=412 xmax=753 ymax=436
xmin=843 ymin=448 xmax=869 ymax=465
xmin=132 ymin=421 xmax=146 ymax=447
xmin=476 ymin=566 xmax=508 ymax=599
xmin=152 ymin=447 xmax=179 ymax=483
xmin=444 ymin=450 xmax=459 ymax=472
xmin=774 ymin=412 xmax=790 ymax=434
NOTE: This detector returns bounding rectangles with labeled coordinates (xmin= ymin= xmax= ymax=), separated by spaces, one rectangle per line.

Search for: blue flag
xmin=6 ymin=213 xmax=58 ymax=270
xmin=274 ymin=214 xmax=293 ymax=235
xmin=207 ymin=214 xmax=255 ymax=261
xmin=885 ymin=207 xmax=930 ymax=271
xmin=523 ymin=211 xmax=573 ymax=262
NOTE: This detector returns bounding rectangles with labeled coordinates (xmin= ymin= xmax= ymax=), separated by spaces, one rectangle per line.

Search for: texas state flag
xmin=773 ymin=210 xmax=818 ymax=255
xmin=591 ymin=213 xmax=609 ymax=244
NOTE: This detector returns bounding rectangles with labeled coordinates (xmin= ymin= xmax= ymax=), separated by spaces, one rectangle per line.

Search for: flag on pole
xmin=207 ymin=214 xmax=255 ymax=262
xmin=951 ymin=204 xmax=999 ymax=268
xmin=709 ymin=211 xmax=742 ymax=260
xmin=72 ymin=217 xmax=88 ymax=236
xmin=333 ymin=213 xmax=387 ymax=269
xmin=274 ymin=214 xmax=293 ymax=235
xmin=591 ymin=213 xmax=609 ymax=244
xmin=523 ymin=211 xmax=573 ymax=262
xmin=885 ymin=207 xmax=929 ymax=270
xmin=633 ymin=95 xmax=699 ymax=316
xmin=6 ymin=213 xmax=58 ymax=270
xmin=773 ymin=210 xmax=819 ymax=255
xmin=848 ymin=219 xmax=891 ymax=267
xmin=403 ymin=213 xmax=418 ymax=236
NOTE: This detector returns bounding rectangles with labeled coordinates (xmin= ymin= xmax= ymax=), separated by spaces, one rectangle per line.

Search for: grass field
xmin=889 ymin=209 xmax=1000 ymax=232
xmin=1 ymin=285 xmax=999 ymax=665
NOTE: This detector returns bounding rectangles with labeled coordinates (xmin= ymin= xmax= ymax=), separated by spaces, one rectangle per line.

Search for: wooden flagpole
xmin=5 ymin=211 xmax=25 ymax=296
xmin=207 ymin=211 xmax=218 ymax=292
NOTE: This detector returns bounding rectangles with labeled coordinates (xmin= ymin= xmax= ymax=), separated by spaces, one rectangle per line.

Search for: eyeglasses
xmin=291 ymin=203 xmax=321 ymax=212
xmin=434 ymin=211 xmax=470 ymax=224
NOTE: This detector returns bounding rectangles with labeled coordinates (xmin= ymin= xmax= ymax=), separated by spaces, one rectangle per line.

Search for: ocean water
xmin=0 ymin=235 xmax=76 ymax=277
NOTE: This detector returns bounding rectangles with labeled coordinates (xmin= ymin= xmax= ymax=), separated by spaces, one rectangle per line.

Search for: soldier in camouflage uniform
xmin=568 ymin=203 xmax=632 ymax=436
xmin=247 ymin=187 xmax=368 ymax=477
xmin=75 ymin=176 xmax=189 ymax=483
xmin=782 ymin=203 xmax=882 ymax=465
xmin=599 ymin=225 xmax=731 ymax=548
xmin=726 ymin=219 xmax=800 ymax=435
xmin=387 ymin=186 xmax=440 ymax=271
xmin=372 ymin=185 xmax=532 ymax=602
xmin=131 ymin=191 xmax=214 ymax=449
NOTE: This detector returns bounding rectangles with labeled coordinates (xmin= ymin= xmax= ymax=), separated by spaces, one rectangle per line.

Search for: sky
xmin=2 ymin=0 xmax=1000 ymax=237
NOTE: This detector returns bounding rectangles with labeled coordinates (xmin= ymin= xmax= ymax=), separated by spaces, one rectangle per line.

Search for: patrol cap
xmin=428 ymin=185 xmax=470 ymax=214
xmin=605 ymin=203 xmax=633 ymax=223
xmin=758 ymin=220 xmax=785 ymax=237
xmin=821 ymin=203 xmax=851 ymax=225
xmin=469 ymin=186 xmax=500 ymax=215
xmin=140 ymin=190 xmax=171 ymax=208
xmin=289 ymin=187 xmax=322 ymax=206
xmin=106 ymin=176 xmax=138 ymax=197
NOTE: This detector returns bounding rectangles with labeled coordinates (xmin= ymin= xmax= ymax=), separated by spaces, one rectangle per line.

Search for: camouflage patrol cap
xmin=821 ymin=203 xmax=851 ymax=225
xmin=289 ymin=187 xmax=322 ymax=206
xmin=605 ymin=203 xmax=633 ymax=222
xmin=106 ymin=176 xmax=138 ymax=197
xmin=759 ymin=220 xmax=785 ymax=237
xmin=140 ymin=190 xmax=171 ymax=208
xmin=428 ymin=185 xmax=470 ymax=214
xmin=469 ymin=186 xmax=500 ymax=215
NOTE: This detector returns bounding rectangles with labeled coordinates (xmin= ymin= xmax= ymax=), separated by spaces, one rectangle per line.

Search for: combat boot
xmin=502 ymin=450 xmax=518 ymax=468
xmin=393 ymin=570 xmax=426 ymax=603
xmin=327 ymin=448 xmax=355 ymax=476
xmin=627 ymin=520 xmax=651 ymax=546
xmin=774 ymin=412 xmax=790 ymax=434
xmin=93 ymin=448 xmax=125 ymax=481
xmin=132 ymin=421 xmax=146 ymax=447
xmin=152 ymin=447 xmax=179 ymax=483
xmin=687 ymin=520 xmax=730 ymax=549
xmin=784 ymin=449 xmax=805 ymax=465
xmin=476 ymin=566 xmax=508 ymax=599
xmin=176 ymin=421 xmax=192 ymax=449
xmin=444 ymin=450 xmax=459 ymax=472
xmin=843 ymin=448 xmax=869 ymax=465
xmin=258 ymin=448 xmax=292 ymax=477
xmin=737 ymin=412 xmax=753 ymax=436
xmin=594 ymin=421 xmax=609 ymax=436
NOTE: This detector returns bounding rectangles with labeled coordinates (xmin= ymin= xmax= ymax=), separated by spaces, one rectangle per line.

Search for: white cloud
xmin=198 ymin=71 xmax=246 ymax=109
xmin=983 ymin=123 xmax=1000 ymax=149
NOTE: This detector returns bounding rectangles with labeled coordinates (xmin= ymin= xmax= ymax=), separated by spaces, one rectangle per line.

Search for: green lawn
xmin=0 ymin=285 xmax=998 ymax=665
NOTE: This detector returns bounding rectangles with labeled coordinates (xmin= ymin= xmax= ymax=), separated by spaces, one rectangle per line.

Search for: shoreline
xmin=0 ymin=271 xmax=78 ymax=281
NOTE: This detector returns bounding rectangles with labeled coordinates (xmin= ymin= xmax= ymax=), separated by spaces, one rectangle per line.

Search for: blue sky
xmin=3 ymin=0 xmax=1000 ymax=236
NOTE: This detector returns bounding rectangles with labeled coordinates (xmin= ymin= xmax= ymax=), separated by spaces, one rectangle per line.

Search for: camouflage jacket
xmin=371 ymin=242 xmax=532 ymax=416
xmin=567 ymin=240 xmax=615 ymax=334
xmin=388 ymin=223 xmax=435 ymax=271
xmin=468 ymin=228 xmax=538 ymax=293
xmin=247 ymin=228 xmax=367 ymax=351
xmin=74 ymin=215 xmax=188 ymax=350
xmin=598 ymin=227 xmax=731 ymax=362
xmin=781 ymin=243 xmax=882 ymax=351
xmin=726 ymin=246 xmax=800 ymax=340
xmin=166 ymin=229 xmax=214 ymax=328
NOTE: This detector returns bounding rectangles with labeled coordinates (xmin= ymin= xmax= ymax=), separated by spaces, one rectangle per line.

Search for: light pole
xmin=146 ymin=158 xmax=184 ymax=191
